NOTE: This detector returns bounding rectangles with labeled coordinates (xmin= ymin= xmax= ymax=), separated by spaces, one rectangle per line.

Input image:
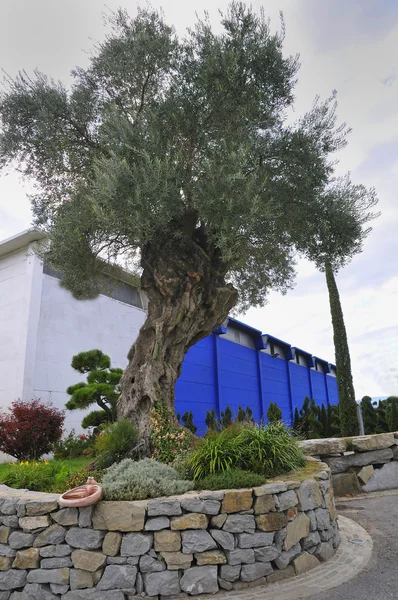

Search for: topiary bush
xmin=102 ymin=458 xmax=194 ymax=501
xmin=95 ymin=419 xmax=139 ymax=469
xmin=195 ymin=468 xmax=265 ymax=491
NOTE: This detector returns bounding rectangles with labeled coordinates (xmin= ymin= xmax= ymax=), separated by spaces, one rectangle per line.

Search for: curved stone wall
xmin=0 ymin=463 xmax=339 ymax=599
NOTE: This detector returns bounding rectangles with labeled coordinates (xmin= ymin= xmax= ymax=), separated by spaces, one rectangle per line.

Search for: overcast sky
xmin=0 ymin=0 xmax=397 ymax=399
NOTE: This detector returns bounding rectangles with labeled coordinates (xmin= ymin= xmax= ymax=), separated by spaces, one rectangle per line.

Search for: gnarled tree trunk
xmin=118 ymin=226 xmax=238 ymax=453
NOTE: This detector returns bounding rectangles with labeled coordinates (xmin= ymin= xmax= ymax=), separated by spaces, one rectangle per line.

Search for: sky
xmin=0 ymin=0 xmax=397 ymax=399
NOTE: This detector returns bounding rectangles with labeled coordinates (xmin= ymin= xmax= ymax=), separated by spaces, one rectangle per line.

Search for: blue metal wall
xmin=175 ymin=320 xmax=338 ymax=435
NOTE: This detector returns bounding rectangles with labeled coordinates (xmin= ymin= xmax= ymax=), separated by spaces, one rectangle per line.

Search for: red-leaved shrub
xmin=0 ymin=399 xmax=65 ymax=460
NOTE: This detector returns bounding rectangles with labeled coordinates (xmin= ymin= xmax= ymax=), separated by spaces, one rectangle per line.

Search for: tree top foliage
xmin=0 ymin=3 xmax=375 ymax=308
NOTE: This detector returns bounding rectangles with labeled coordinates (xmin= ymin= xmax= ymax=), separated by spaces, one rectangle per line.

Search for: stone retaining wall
xmin=299 ymin=432 xmax=398 ymax=496
xmin=0 ymin=464 xmax=339 ymax=599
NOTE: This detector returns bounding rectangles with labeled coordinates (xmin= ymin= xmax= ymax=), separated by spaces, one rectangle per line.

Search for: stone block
xmin=25 ymin=502 xmax=59 ymax=517
xmin=199 ymin=491 xmax=224 ymax=501
xmin=293 ymin=551 xmax=320 ymax=574
xmin=240 ymin=562 xmax=273 ymax=581
xmin=65 ymin=528 xmax=105 ymax=551
xmin=143 ymin=570 xmax=181 ymax=596
xmin=256 ymin=513 xmax=287 ymax=531
xmin=40 ymin=545 xmax=71 ymax=558
xmin=147 ymin=499 xmax=181 ymax=517
xmin=287 ymin=508 xmax=297 ymax=521
xmin=315 ymin=541 xmax=334 ymax=562
xmin=180 ymin=497 xmax=220 ymax=515
xmin=275 ymin=490 xmax=298 ymax=511
xmin=195 ymin=549 xmax=226 ymax=565
xmin=284 ymin=513 xmax=310 ymax=551
xmin=253 ymin=483 xmax=287 ymax=495
xmin=120 ymin=533 xmax=153 ymax=557
xmin=70 ymin=569 xmax=95 ymax=590
xmin=8 ymin=532 xmax=35 ymax=550
xmin=181 ymin=530 xmax=217 ymax=554
xmin=0 ymin=500 xmax=17 ymax=516
xmin=238 ymin=532 xmax=274 ymax=548
xmin=274 ymin=542 xmax=301 ymax=569
xmin=219 ymin=564 xmax=241 ymax=581
xmin=0 ymin=528 xmax=10 ymax=545
xmin=267 ymin=564 xmax=295 ymax=583
xmin=357 ymin=465 xmax=374 ymax=485
xmin=326 ymin=448 xmax=393 ymax=473
xmin=0 ymin=569 xmax=27 ymax=591
xmin=253 ymin=495 xmax=276 ymax=515
xmin=97 ymin=565 xmax=138 ymax=590
xmin=41 ymin=557 xmax=72 ymax=569
xmin=13 ymin=548 xmax=40 ymax=570
xmin=210 ymin=529 xmax=234 ymax=551
xmin=210 ymin=514 xmax=227 ymax=529
xmin=71 ymin=550 xmax=107 ymax=572
xmin=52 ymin=508 xmax=79 ymax=527
xmin=221 ymin=490 xmax=252 ymax=513
xmin=93 ymin=502 xmax=146 ymax=532
xmin=274 ymin=527 xmax=287 ymax=552
xmin=362 ymin=462 xmax=398 ymax=492
xmin=27 ymin=568 xmax=69 ymax=585
xmin=180 ymin=565 xmax=218 ymax=595
xmin=12 ymin=582 xmax=59 ymax=599
xmin=78 ymin=507 xmax=93 ymax=529
xmin=34 ymin=525 xmax=66 ymax=547
xmin=0 ymin=545 xmax=16 ymax=557
xmin=218 ymin=577 xmax=233 ymax=590
xmin=0 ymin=517 xmax=18 ymax=528
xmin=171 ymin=513 xmax=208 ymax=530
xmin=352 ymin=433 xmax=396 ymax=452
xmin=51 ymin=584 xmax=70 ymax=595
xmin=154 ymin=530 xmax=180 ymax=552
xmin=331 ymin=473 xmax=361 ymax=496
xmin=102 ymin=532 xmax=122 ymax=557
xmin=160 ymin=551 xmax=192 ymax=570
xmin=225 ymin=548 xmax=255 ymax=565
xmin=144 ymin=517 xmax=170 ymax=531
xmin=298 ymin=438 xmax=347 ymax=456
xmin=302 ymin=531 xmax=321 ymax=550
xmin=296 ymin=480 xmax=322 ymax=511
xmin=253 ymin=545 xmax=280 ymax=562
xmin=223 ymin=514 xmax=255 ymax=533
xmin=19 ymin=516 xmax=51 ymax=531
xmin=0 ymin=557 xmax=12 ymax=571
xmin=139 ymin=554 xmax=166 ymax=573
xmin=106 ymin=557 xmax=127 ymax=565
xmin=314 ymin=509 xmax=331 ymax=530
xmin=320 ymin=529 xmax=334 ymax=542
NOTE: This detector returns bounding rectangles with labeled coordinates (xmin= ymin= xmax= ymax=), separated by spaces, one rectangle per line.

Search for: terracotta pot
xmin=59 ymin=477 xmax=103 ymax=507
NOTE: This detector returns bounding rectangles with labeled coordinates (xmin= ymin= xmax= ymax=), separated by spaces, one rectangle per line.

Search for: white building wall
xmin=32 ymin=273 xmax=147 ymax=431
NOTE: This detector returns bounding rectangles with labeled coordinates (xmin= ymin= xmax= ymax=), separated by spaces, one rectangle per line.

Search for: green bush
xmin=186 ymin=426 xmax=243 ymax=480
xmin=195 ymin=469 xmax=265 ymax=491
xmin=0 ymin=458 xmax=92 ymax=492
xmin=102 ymin=458 xmax=194 ymax=501
xmin=95 ymin=419 xmax=139 ymax=468
xmin=54 ymin=430 xmax=95 ymax=459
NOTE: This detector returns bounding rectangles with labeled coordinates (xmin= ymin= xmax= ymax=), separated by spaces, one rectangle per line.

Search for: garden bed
xmin=0 ymin=461 xmax=339 ymax=599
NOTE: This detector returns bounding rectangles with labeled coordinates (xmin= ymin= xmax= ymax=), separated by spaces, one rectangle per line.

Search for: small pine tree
xmin=220 ymin=406 xmax=233 ymax=430
xmin=181 ymin=411 xmax=197 ymax=434
xmin=308 ymin=399 xmax=323 ymax=439
xmin=293 ymin=407 xmax=301 ymax=433
xmin=245 ymin=406 xmax=254 ymax=424
xmin=327 ymin=404 xmax=341 ymax=437
xmin=236 ymin=406 xmax=246 ymax=423
xmin=375 ymin=400 xmax=389 ymax=434
xmin=267 ymin=402 xmax=282 ymax=424
xmin=205 ymin=409 xmax=219 ymax=432
xmin=319 ymin=404 xmax=328 ymax=437
xmin=299 ymin=397 xmax=311 ymax=439
xmin=360 ymin=396 xmax=377 ymax=435
xmin=389 ymin=397 xmax=398 ymax=432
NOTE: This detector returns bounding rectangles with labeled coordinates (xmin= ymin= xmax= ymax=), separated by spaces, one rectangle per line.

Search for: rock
xmin=52 ymin=509 xmax=79 ymax=527
xmin=275 ymin=490 xmax=298 ymax=511
xmin=135 ymin=572 xmax=144 ymax=594
xmin=223 ymin=515 xmax=255 ymax=533
xmin=210 ymin=529 xmax=234 ymax=551
xmin=143 ymin=570 xmax=181 ymax=596
xmin=78 ymin=507 xmax=92 ymax=529
xmin=284 ymin=513 xmax=310 ymax=551
xmin=180 ymin=566 xmax=218 ymax=595
xmin=302 ymin=531 xmax=321 ymax=550
xmin=296 ymin=480 xmax=322 ymax=511
xmin=199 ymin=491 xmax=224 ymax=501
xmin=254 ymin=483 xmax=287 ymax=495
xmin=253 ymin=546 xmax=280 ymax=562
xmin=41 ymin=558 xmax=72 ymax=569
xmin=274 ymin=542 xmax=301 ymax=569
xmin=106 ymin=557 xmax=127 ymax=565
xmin=13 ymin=548 xmax=40 ymax=569
xmin=65 ymin=528 xmax=105 ymax=550
xmin=0 ymin=569 xmax=27 ymax=590
xmin=34 ymin=525 xmax=66 ymax=547
xmin=332 ymin=473 xmax=361 ymax=496
xmin=40 ymin=545 xmax=72 ymax=558
xmin=314 ymin=509 xmax=331 ymax=530
xmin=326 ymin=448 xmax=393 ymax=473
xmin=293 ymin=551 xmax=320 ymax=574
xmin=25 ymin=501 xmax=59 ymax=517
xmin=253 ymin=495 xmax=276 ymax=515
xmin=139 ymin=554 xmax=166 ymax=573
xmin=287 ymin=508 xmax=297 ymax=521
xmin=267 ymin=565 xmax=295 ymax=583
xmin=218 ymin=577 xmax=233 ymax=591
xmin=357 ymin=465 xmax=374 ymax=485
xmin=93 ymin=502 xmax=146 ymax=533
xmin=12 ymin=582 xmax=59 ymax=599
xmin=362 ymin=462 xmax=398 ymax=492
xmin=160 ymin=551 xmax=192 ymax=570
xmin=181 ymin=530 xmax=216 ymax=554
xmin=145 ymin=517 xmax=170 ymax=531
xmin=0 ymin=528 xmax=10 ymax=545
xmin=70 ymin=569 xmax=95 ymax=590
xmin=71 ymin=550 xmax=107 ymax=572
xmin=240 ymin=562 xmax=273 ymax=581
xmin=147 ymin=499 xmax=181 ymax=517
xmin=62 ymin=590 xmax=125 ymax=599
xmin=120 ymin=533 xmax=153 ymax=557
xmin=0 ymin=557 xmax=12 ymax=570
xmin=180 ymin=497 xmax=220 ymax=515
xmin=275 ymin=527 xmax=287 ymax=552
xmin=19 ymin=516 xmax=51 ymax=531
xmin=195 ymin=550 xmax=226 ymax=565
xmin=315 ymin=541 xmax=334 ymax=562
xmin=222 ymin=490 xmax=252 ymax=513
xmin=256 ymin=513 xmax=287 ymax=531
xmin=0 ymin=545 xmax=16 ymax=557
xmin=298 ymin=438 xmax=347 ymax=456
xmin=102 ymin=533 xmax=122 ymax=557
xmin=27 ymin=568 xmax=69 ymax=585
xmin=51 ymin=584 xmax=69 ymax=595
xmin=154 ymin=531 xmax=181 ymax=552
xmin=97 ymin=565 xmax=137 ymax=590
xmin=210 ymin=514 xmax=227 ymax=529
xmin=171 ymin=513 xmax=208 ymax=530
xmin=8 ymin=532 xmax=35 ymax=550
xmin=237 ymin=532 xmax=274 ymax=548
xmin=219 ymin=564 xmax=241 ymax=581
xmin=225 ymin=548 xmax=255 ymax=565
xmin=352 ymin=433 xmax=396 ymax=452
xmin=0 ymin=500 xmax=17 ymax=516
